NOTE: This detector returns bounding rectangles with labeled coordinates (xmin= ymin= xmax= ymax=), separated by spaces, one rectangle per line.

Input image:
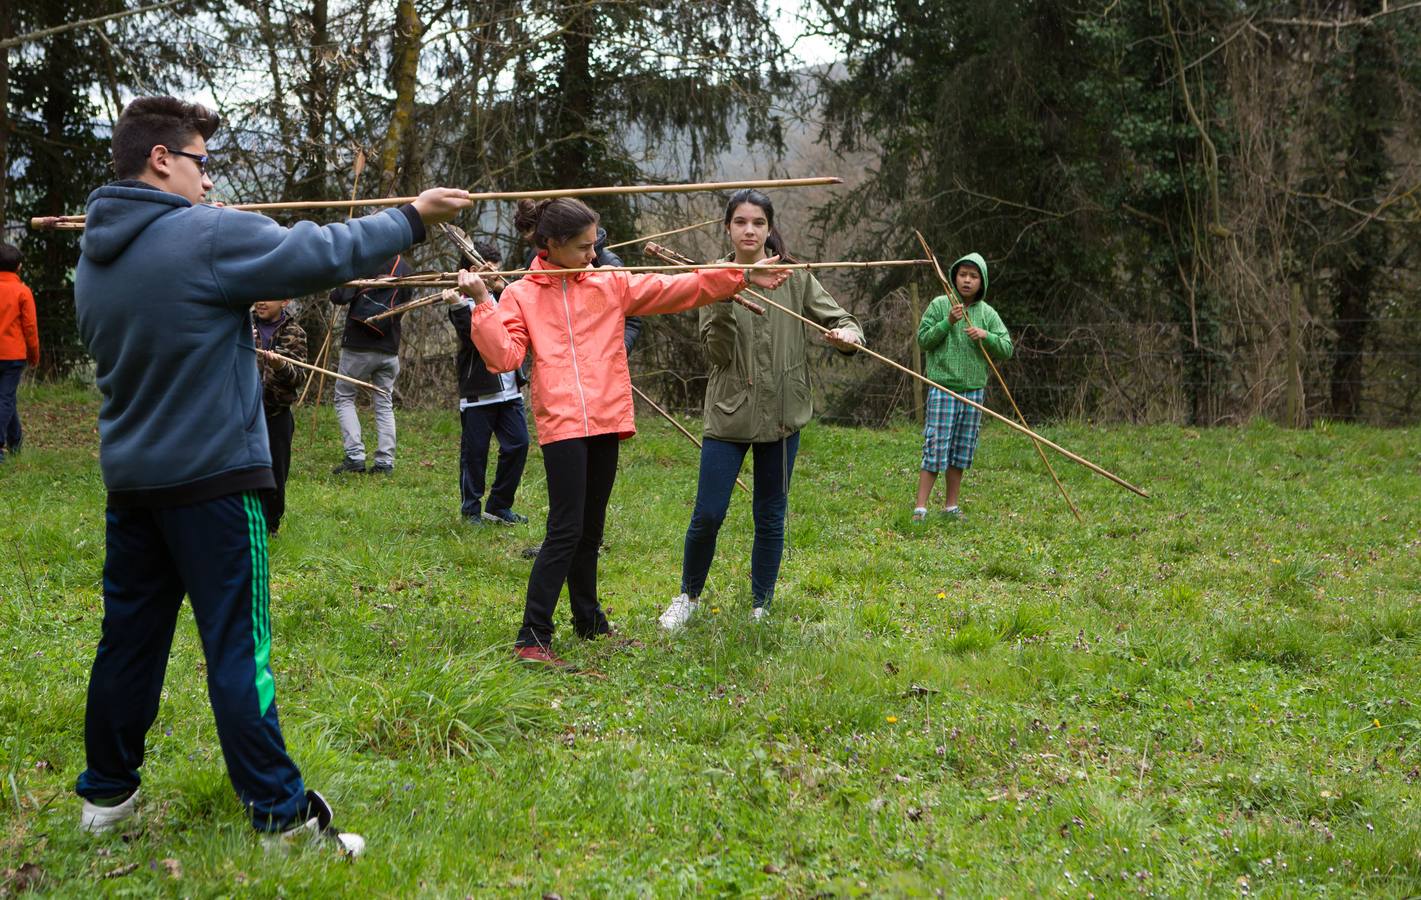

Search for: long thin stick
xmin=605 ymin=219 xmax=720 ymax=251
xmin=362 ymin=288 xmax=461 ymax=323
xmin=655 ymin=240 xmax=1149 ymax=498
xmin=914 ymin=231 xmax=1084 ymax=522
xmin=643 ymin=243 xmax=764 ymax=314
xmin=30 ymin=177 xmax=843 ymax=229
xmin=631 ymin=383 xmax=749 ymax=495
xmin=258 ymin=349 xmax=390 ymax=397
xmin=343 ymin=258 xmax=931 ymax=288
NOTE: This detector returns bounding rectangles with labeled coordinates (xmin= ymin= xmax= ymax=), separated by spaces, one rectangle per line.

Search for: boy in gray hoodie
xmin=73 ymin=95 xmax=470 ymax=849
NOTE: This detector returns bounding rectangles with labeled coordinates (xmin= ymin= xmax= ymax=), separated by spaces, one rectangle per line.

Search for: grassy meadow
xmin=1 ymin=381 xmax=1419 ymax=897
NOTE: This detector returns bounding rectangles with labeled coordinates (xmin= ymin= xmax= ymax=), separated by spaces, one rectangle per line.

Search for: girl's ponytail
xmin=515 ymin=197 xmax=599 ymax=250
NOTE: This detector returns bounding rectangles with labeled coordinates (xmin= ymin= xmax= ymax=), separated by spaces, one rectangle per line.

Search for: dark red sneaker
xmin=514 ymin=645 xmax=568 ymax=667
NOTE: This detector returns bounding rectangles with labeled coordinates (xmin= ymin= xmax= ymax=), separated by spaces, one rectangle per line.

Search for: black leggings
xmin=518 ymin=433 xmax=619 ymax=647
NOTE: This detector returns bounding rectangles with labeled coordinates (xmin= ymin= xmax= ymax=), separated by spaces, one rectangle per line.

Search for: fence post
xmin=1287 ymin=282 xmax=1301 ymax=428
xmin=909 ymin=282 xmax=923 ymax=424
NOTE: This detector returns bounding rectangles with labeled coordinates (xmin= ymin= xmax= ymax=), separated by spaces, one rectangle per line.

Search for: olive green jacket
xmin=700 ymin=267 xmax=863 ymax=442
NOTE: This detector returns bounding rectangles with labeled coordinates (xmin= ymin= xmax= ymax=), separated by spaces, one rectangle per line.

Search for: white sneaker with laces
xmin=751 ymin=606 xmax=768 ymax=623
xmin=264 ymin=790 xmax=365 ymax=857
xmin=659 ymin=593 xmax=698 ymax=631
xmin=80 ymin=789 xmax=139 ymax=834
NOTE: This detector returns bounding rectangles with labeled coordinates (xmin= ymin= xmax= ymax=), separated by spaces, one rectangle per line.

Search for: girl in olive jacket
xmin=659 ymin=190 xmax=864 ymax=630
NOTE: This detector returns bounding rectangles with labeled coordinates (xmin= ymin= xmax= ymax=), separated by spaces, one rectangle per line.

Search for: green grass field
xmin=2 ymin=382 xmax=1419 ymax=897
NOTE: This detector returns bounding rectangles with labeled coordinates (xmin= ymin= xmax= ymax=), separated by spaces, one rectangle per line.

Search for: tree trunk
xmin=298 ymin=0 xmax=331 ymax=201
xmin=547 ymin=13 xmax=592 ymax=185
xmin=379 ymin=0 xmax=422 ymax=196
xmin=1329 ymin=0 xmax=1391 ymax=420
xmin=0 ymin=0 xmax=11 ymax=226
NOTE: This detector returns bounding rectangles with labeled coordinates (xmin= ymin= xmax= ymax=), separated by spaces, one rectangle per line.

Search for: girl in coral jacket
xmin=458 ymin=197 xmax=789 ymax=664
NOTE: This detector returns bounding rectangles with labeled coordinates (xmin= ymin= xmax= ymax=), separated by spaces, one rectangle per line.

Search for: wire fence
xmin=348 ymin=287 xmax=1421 ymax=428
xmin=23 ymin=290 xmax=1420 ymax=428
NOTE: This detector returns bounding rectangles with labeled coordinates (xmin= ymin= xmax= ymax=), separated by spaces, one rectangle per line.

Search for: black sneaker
xmin=369 ymin=463 xmax=393 ymax=475
xmin=331 ymin=457 xmax=365 ymax=474
xmin=262 ymin=790 xmax=364 ymax=857
xmin=482 ymin=509 xmax=528 ymax=526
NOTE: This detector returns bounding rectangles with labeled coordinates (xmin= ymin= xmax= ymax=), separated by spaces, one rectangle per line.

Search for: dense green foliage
xmin=809 ymin=0 xmax=1421 ymax=424
xmin=3 ymin=384 xmax=1419 ymax=894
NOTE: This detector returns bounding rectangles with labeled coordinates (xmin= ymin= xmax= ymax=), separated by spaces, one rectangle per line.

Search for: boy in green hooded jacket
xmin=913 ymin=252 xmax=1012 ymax=521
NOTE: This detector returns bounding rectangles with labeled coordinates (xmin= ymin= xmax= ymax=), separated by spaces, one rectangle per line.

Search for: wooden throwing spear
xmin=31 ymin=177 xmax=843 ymax=230
xmin=256 ymin=348 xmax=391 ymax=397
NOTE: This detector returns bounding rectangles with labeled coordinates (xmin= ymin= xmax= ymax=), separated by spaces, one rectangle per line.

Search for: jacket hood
xmin=80 ymin=182 xmax=192 ymax=265
xmin=949 ymin=252 xmax=989 ymax=304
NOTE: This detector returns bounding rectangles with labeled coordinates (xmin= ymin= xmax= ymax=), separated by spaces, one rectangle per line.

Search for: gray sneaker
xmin=482 ymin=509 xmax=528 ymax=526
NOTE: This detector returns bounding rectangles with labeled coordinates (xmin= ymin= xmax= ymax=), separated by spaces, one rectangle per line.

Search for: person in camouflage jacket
xmin=253 ymin=299 xmax=307 ymax=533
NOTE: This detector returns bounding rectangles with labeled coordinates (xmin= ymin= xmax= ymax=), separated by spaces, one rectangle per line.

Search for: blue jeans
xmin=0 ymin=359 xmax=24 ymax=458
xmin=681 ymin=433 xmax=800 ymax=608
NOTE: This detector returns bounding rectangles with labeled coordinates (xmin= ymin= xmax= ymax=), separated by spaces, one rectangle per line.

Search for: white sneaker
xmin=751 ymin=607 xmax=768 ymax=623
xmin=80 ymin=788 xmax=139 ymax=834
xmin=659 ymin=593 xmax=698 ymax=631
xmin=264 ymin=790 xmax=365 ymax=857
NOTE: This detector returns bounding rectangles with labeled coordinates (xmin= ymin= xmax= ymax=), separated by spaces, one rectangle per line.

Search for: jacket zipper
xmin=560 ymin=277 xmax=590 ymax=434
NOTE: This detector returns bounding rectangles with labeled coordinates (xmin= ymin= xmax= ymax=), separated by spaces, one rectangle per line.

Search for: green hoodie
xmin=916 ymin=252 xmax=1012 ymax=392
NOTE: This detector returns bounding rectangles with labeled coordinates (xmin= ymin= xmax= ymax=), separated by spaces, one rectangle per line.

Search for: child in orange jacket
xmin=458 ymin=197 xmax=789 ymax=663
xmin=0 ymin=243 xmax=39 ymax=462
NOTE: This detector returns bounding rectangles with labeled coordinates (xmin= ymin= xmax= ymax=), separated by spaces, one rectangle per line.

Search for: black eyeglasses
xmin=160 ymin=147 xmax=209 ymax=174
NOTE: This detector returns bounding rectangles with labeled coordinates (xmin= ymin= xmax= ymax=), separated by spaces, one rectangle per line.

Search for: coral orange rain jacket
xmin=0 ymin=272 xmax=39 ymax=366
xmin=470 ymin=254 xmax=747 ymax=446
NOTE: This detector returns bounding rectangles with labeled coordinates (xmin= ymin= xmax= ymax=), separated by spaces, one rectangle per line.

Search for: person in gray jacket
xmin=327 ymin=254 xmax=413 ymax=474
xmin=72 ymin=95 xmax=471 ymax=850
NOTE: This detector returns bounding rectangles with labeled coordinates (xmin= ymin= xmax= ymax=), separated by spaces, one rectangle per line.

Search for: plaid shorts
xmin=921 ymin=387 xmax=984 ymax=472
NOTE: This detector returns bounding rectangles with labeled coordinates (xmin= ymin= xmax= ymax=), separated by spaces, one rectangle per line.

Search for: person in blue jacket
xmin=72 ymin=95 xmax=471 ymax=851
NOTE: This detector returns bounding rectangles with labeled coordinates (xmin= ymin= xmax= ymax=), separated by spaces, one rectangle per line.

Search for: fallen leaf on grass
xmin=763 ymin=863 xmax=783 ymax=875
xmin=161 ymin=858 xmax=182 ymax=879
xmin=102 ymin=862 xmax=139 ymax=879
xmin=4 ymin=862 xmax=45 ymax=893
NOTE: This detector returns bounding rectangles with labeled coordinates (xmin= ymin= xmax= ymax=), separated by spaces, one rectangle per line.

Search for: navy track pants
xmin=76 ymin=491 xmax=307 ymax=831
